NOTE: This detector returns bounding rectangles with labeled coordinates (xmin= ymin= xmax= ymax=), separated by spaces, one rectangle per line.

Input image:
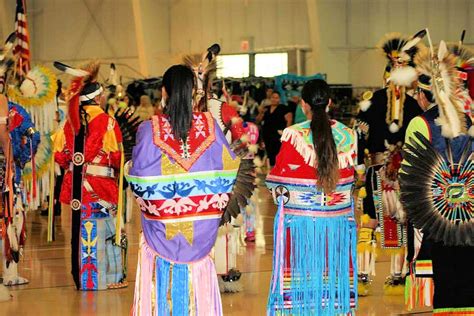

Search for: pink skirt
xmin=131 ymin=235 xmax=222 ymax=316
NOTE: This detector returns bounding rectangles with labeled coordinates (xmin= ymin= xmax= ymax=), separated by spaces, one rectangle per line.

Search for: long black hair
xmin=162 ymin=65 xmax=195 ymax=141
xmin=301 ymin=79 xmax=339 ymax=193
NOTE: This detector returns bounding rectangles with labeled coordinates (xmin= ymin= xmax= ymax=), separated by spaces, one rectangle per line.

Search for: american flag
xmin=14 ymin=0 xmax=31 ymax=78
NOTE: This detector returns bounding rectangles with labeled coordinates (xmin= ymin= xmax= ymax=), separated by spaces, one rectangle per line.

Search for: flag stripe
xmin=14 ymin=0 xmax=30 ymax=77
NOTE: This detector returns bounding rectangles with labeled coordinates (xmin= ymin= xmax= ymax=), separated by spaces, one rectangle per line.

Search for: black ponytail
xmin=162 ymin=65 xmax=195 ymax=142
xmin=302 ymin=79 xmax=339 ymax=193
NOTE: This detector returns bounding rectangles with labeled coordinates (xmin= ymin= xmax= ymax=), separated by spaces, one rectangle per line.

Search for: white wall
xmin=0 ymin=0 xmax=473 ymax=87
xmin=168 ymin=0 xmax=309 ymax=54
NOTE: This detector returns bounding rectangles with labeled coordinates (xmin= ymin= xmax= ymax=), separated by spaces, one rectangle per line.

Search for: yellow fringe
xmin=103 ymin=120 xmax=119 ymax=153
xmin=375 ymin=231 xmax=381 ymax=244
xmin=51 ymin=129 xmax=66 ymax=153
xmin=115 ymin=144 xmax=124 ymax=245
xmin=47 ymin=152 xmax=55 ymax=242
xmin=357 ymin=242 xmax=374 ymax=253
xmin=360 ymin=214 xmax=370 ymax=224
xmin=22 ymin=160 xmax=50 ymax=181
xmin=358 ymin=186 xmax=367 ymax=198
xmin=378 ymin=247 xmax=406 ymax=257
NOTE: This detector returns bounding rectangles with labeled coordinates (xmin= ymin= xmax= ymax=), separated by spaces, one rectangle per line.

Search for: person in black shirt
xmin=257 ymin=91 xmax=292 ymax=167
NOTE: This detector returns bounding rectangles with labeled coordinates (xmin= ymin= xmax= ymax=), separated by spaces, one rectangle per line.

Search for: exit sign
xmin=240 ymin=40 xmax=249 ymax=52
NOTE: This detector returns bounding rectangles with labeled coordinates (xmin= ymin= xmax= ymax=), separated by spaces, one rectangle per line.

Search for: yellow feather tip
xmin=359 ymin=187 xmax=367 ymax=199
xmin=360 ymin=214 xmax=371 ymax=224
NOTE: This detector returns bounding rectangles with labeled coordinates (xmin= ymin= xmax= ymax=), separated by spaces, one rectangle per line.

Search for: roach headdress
xmin=378 ymin=30 xmax=426 ymax=87
xmin=54 ymin=60 xmax=101 ymax=134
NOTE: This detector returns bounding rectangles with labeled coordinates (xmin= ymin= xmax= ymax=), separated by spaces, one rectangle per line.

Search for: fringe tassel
xmin=133 ymin=240 xmax=154 ymax=315
xmin=115 ymin=145 xmax=124 ymax=245
xmin=23 ymin=133 xmax=53 ymax=210
xmin=156 ymin=256 xmax=171 ymax=314
xmin=133 ymin=236 xmax=222 ymax=315
xmin=281 ymin=128 xmax=316 ymax=166
xmin=131 ymin=246 xmax=142 ymax=315
xmin=47 ymin=150 xmax=55 ymax=242
xmin=268 ymin=203 xmax=357 ymax=315
xmin=103 ymin=118 xmax=119 ymax=153
xmin=405 ymin=276 xmax=433 ymax=310
xmin=192 ymin=255 xmax=222 ymax=315
xmin=171 ymin=264 xmax=189 ymax=315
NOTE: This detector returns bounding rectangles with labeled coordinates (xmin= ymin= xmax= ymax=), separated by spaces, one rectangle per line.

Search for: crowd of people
xmin=0 ymin=28 xmax=472 ymax=316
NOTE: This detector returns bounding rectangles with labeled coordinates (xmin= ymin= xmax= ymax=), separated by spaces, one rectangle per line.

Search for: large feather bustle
xmin=114 ymin=107 xmax=142 ymax=161
xmin=53 ymin=61 xmax=89 ymax=77
xmin=221 ymin=158 xmax=256 ymax=225
xmin=415 ymin=45 xmax=467 ymax=138
xmin=400 ymin=132 xmax=473 ymax=246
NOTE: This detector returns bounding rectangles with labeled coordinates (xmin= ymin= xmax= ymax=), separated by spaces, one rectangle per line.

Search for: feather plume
xmin=0 ymin=33 xmax=16 ymax=81
xmin=401 ymin=29 xmax=427 ymax=53
xmin=468 ymin=125 xmax=474 ymax=137
xmin=55 ymin=60 xmax=101 ymax=134
xmin=447 ymin=42 xmax=474 ymax=70
xmin=460 ymin=29 xmax=466 ymax=46
xmin=53 ymin=61 xmax=89 ymax=77
xmin=0 ymin=33 xmax=16 ymax=61
xmin=389 ymin=66 xmax=418 ymax=87
xmin=378 ymin=32 xmax=421 ymax=64
xmin=0 ymin=59 xmax=14 ymax=78
xmin=114 ymin=107 xmax=142 ymax=161
xmin=437 ymin=40 xmax=448 ymax=61
xmin=358 ymin=100 xmax=371 ymax=112
xmin=182 ymin=43 xmax=220 ymax=111
xmin=415 ymin=43 xmax=468 ymax=138
xmin=378 ymin=32 xmax=407 ymax=57
xmin=78 ymin=60 xmax=100 ymax=83
xmin=108 ymin=63 xmax=118 ymax=86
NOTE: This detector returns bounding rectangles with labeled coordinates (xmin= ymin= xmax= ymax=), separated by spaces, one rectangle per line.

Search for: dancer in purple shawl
xmin=126 ymin=65 xmax=239 ymax=315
